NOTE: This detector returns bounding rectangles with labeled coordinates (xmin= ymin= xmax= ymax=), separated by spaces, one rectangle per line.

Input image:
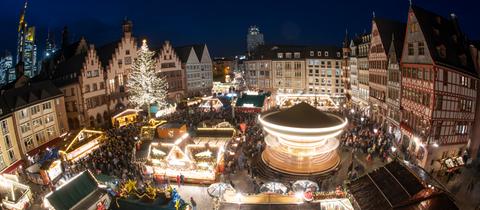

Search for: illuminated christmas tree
xmin=127 ymin=39 xmax=168 ymax=118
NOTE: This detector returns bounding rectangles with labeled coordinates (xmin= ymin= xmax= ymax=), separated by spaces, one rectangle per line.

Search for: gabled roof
xmin=411 ymin=5 xmax=476 ymax=76
xmin=0 ymin=81 xmax=63 ymax=115
xmin=249 ymin=45 xmax=342 ymax=60
xmin=174 ymin=46 xmax=194 ymax=63
xmin=51 ymin=53 xmax=86 ymax=87
xmin=373 ymin=18 xmax=406 ymax=57
xmin=46 ymin=170 xmax=104 ymax=210
xmin=97 ymin=40 xmax=120 ymax=69
xmin=389 ymin=30 xmax=406 ymax=62
xmin=193 ymin=44 xmax=206 ymax=61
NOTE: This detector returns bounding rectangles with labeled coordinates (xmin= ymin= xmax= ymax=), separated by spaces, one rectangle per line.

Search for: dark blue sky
xmin=0 ymin=0 xmax=479 ymax=57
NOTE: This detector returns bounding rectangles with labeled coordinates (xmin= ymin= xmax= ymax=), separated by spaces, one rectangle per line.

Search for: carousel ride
xmin=259 ymin=102 xmax=347 ymax=175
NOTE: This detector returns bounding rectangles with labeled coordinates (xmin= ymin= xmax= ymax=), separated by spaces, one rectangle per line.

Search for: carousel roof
xmin=262 ymin=102 xmax=343 ymax=128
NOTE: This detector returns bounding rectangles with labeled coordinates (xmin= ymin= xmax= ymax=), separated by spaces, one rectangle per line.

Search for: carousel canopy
xmin=45 ymin=170 xmax=107 ymax=210
xmin=348 ymin=160 xmax=458 ymax=210
xmin=263 ymin=102 xmax=343 ymax=128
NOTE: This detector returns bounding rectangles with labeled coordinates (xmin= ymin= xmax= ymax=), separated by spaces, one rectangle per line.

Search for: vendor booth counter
xmin=156 ymin=123 xmax=187 ymax=139
xmin=111 ymin=109 xmax=142 ymax=128
xmin=58 ymin=129 xmax=106 ymax=162
xmin=0 ymin=174 xmax=33 ymax=210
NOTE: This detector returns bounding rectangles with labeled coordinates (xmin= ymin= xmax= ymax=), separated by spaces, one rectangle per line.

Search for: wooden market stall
xmin=157 ymin=122 xmax=187 ymax=139
xmin=140 ymin=119 xmax=166 ymax=140
xmin=58 ymin=129 xmax=106 ymax=162
xmin=0 ymin=174 xmax=33 ymax=210
xmin=111 ymin=109 xmax=142 ymax=128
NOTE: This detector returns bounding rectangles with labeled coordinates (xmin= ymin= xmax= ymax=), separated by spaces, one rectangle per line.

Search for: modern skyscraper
xmin=0 ymin=51 xmax=14 ymax=85
xmin=16 ymin=0 xmax=37 ymax=79
xmin=44 ymin=30 xmax=57 ymax=59
xmin=247 ymin=26 xmax=264 ymax=54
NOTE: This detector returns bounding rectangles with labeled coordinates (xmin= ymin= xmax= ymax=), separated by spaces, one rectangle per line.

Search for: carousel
xmin=275 ymin=93 xmax=339 ymax=111
xmin=259 ymin=102 xmax=347 ymax=175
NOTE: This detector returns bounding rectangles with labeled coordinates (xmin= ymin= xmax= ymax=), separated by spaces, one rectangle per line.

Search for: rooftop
xmin=262 ymin=102 xmax=344 ymax=128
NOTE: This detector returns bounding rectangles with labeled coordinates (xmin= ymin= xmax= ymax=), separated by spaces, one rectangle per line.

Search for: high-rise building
xmin=44 ymin=30 xmax=57 ymax=59
xmin=0 ymin=51 xmax=14 ymax=85
xmin=15 ymin=1 xmax=37 ymax=79
xmin=247 ymin=26 xmax=265 ymax=54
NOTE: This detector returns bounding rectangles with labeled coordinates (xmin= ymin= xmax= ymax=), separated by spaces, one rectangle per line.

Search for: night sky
xmin=0 ymin=0 xmax=479 ymax=57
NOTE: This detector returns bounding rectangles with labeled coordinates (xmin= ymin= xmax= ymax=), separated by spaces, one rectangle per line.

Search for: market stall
xmin=144 ymin=131 xmax=227 ymax=184
xmin=0 ymin=174 xmax=32 ymax=210
xmin=24 ymin=147 xmax=63 ymax=186
xmin=58 ymin=129 xmax=106 ymax=162
xmin=157 ymin=122 xmax=187 ymax=139
xmin=140 ymin=119 xmax=166 ymax=140
xmin=111 ymin=109 xmax=142 ymax=128
xmin=234 ymin=92 xmax=269 ymax=112
xmin=199 ymin=96 xmax=224 ymax=111
xmin=44 ymin=170 xmax=111 ymax=210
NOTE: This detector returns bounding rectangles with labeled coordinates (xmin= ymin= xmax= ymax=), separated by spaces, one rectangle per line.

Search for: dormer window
xmin=294 ymin=52 xmax=300 ymax=58
xmin=437 ymin=45 xmax=447 ymax=58
xmin=325 ymin=51 xmax=329 ymax=57
xmin=318 ymin=51 xmax=322 ymax=56
xmin=285 ymin=53 xmax=292 ymax=59
xmin=452 ymin=35 xmax=458 ymax=43
xmin=277 ymin=53 xmax=283 ymax=59
xmin=459 ymin=54 xmax=467 ymax=66
xmin=337 ymin=52 xmax=341 ymax=57
xmin=310 ymin=51 xmax=314 ymax=56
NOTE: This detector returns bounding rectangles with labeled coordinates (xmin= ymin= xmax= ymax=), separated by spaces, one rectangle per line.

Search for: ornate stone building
xmin=156 ymin=41 xmax=185 ymax=101
xmin=98 ymin=19 xmax=137 ymax=114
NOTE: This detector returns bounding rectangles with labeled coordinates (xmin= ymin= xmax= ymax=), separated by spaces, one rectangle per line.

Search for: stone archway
xmin=96 ymin=113 xmax=102 ymax=125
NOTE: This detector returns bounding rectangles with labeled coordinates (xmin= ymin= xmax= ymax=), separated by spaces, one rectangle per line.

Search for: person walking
xmin=176 ymin=175 xmax=181 ymax=188
xmin=190 ymin=197 xmax=197 ymax=210
xmin=180 ymin=174 xmax=185 ymax=186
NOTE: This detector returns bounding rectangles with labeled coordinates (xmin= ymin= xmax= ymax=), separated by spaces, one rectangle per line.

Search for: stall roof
xmin=196 ymin=128 xmax=235 ymax=138
xmin=235 ymin=94 xmax=266 ymax=108
xmin=59 ymin=129 xmax=104 ymax=153
xmin=220 ymin=203 xmax=320 ymax=210
xmin=158 ymin=122 xmax=185 ymax=129
xmin=348 ymin=160 xmax=458 ymax=210
xmin=45 ymin=170 xmax=105 ymax=210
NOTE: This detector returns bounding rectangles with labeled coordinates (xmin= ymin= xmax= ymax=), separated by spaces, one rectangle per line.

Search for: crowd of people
xmin=66 ymin=124 xmax=143 ymax=182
